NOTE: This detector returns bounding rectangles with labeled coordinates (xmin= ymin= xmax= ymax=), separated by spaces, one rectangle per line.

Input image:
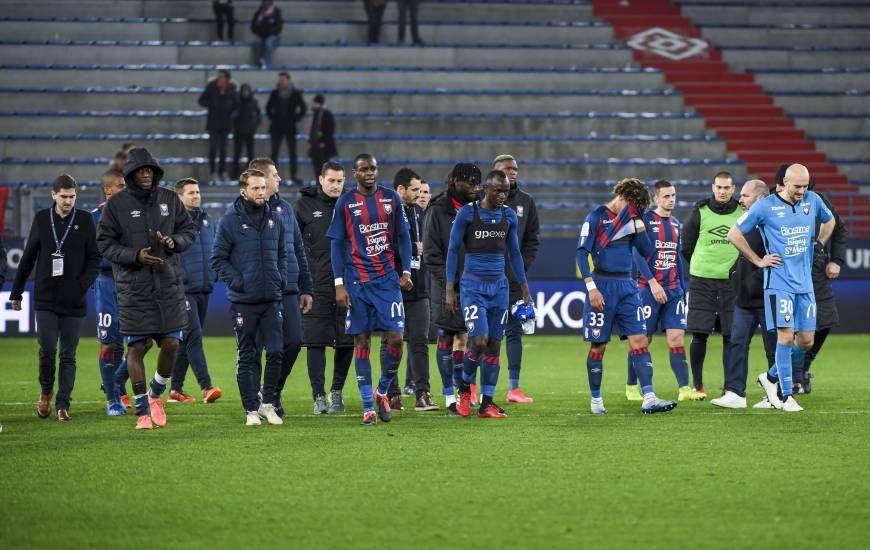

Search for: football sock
xmin=480 ymin=394 xmax=493 ymax=411
xmin=462 ymin=347 xmax=481 ymax=386
xmin=377 ymin=344 xmax=403 ymax=396
xmin=791 ymin=345 xmax=806 ymax=387
xmin=690 ymin=332 xmax=708 ymax=389
xmin=114 ymin=355 xmax=129 ymax=395
xmin=669 ymin=346 xmax=690 ymax=387
xmin=630 ymin=347 xmax=654 ymax=395
xmin=587 ymin=350 xmax=604 ymax=399
xmin=774 ymin=342 xmax=794 ymax=396
xmin=436 ymin=339 xmax=454 ymax=397
xmin=354 ymin=346 xmax=374 ymax=412
xmin=452 ymin=349 xmax=465 ymax=388
xmin=132 ymin=381 xmax=148 ymax=416
xmin=99 ymin=349 xmax=116 ymax=401
xmin=506 ymin=333 xmax=522 ymax=390
xmin=481 ymin=353 xmax=500 ymax=398
xmin=149 ymin=372 xmax=170 ymax=398
xmin=626 ymin=353 xmax=638 ymax=386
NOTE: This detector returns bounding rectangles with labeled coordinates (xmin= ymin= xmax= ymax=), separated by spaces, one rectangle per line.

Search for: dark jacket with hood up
xmin=97 ymin=148 xmax=197 ymax=335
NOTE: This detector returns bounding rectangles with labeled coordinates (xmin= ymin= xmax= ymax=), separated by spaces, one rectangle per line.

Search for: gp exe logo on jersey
xmin=627 ymin=27 xmax=709 ymax=61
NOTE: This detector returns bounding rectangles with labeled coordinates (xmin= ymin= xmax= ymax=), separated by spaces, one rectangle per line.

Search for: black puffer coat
xmin=96 ymin=148 xmax=196 ymax=335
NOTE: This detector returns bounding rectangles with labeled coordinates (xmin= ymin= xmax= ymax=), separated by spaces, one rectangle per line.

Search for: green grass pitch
xmin=1 ymin=334 xmax=868 ymax=548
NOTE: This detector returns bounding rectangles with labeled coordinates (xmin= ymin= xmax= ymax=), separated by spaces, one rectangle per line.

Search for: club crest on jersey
xmin=99 ymin=329 xmax=107 ymax=339
xmin=784 ymin=313 xmax=792 ymax=323
xmin=313 ymin=210 xmax=323 ymax=218
xmin=466 ymin=321 xmax=475 ymax=332
xmin=130 ymin=210 xmax=141 ymax=218
xmin=803 ymin=205 xmax=810 ymax=215
xmin=592 ymin=328 xmax=601 ymax=339
xmin=384 ymin=204 xmax=392 ymax=214
xmin=276 ymin=206 xmax=283 ymax=213
xmin=160 ymin=203 xmax=169 ymax=217
xmin=516 ymin=205 xmax=524 ymax=217
xmin=268 ymin=219 xmax=275 ymax=229
xmin=203 ymin=219 xmax=209 ymax=226
xmin=241 ymin=223 xmax=249 ymax=231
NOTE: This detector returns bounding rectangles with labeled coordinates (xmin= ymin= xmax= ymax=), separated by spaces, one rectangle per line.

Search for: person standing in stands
xmin=213 ymin=0 xmax=235 ymax=41
xmin=232 ymin=83 xmax=261 ymax=179
xmin=492 ymin=154 xmax=539 ymax=404
xmin=296 ymin=161 xmax=355 ymax=414
xmin=169 ymin=178 xmax=223 ymax=405
xmin=308 ymin=94 xmax=337 ymax=182
xmin=251 ymin=0 xmax=282 ymax=68
xmin=397 ymin=0 xmax=424 ymax=45
xmin=10 ymin=174 xmax=101 ymax=422
xmin=266 ymin=72 xmax=306 ymax=185
xmin=97 ymin=148 xmax=197 ymax=430
xmin=198 ymin=69 xmax=239 ymax=181
xmin=680 ymin=171 xmax=741 ymax=400
xmin=363 ymin=0 xmax=387 ymax=43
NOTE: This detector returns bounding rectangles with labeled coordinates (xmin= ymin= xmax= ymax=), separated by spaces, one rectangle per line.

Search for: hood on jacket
xmin=123 ymin=148 xmax=165 ymax=198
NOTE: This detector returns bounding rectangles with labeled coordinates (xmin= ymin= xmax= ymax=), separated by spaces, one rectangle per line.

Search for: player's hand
xmin=137 ymin=246 xmax=163 ymax=265
xmin=588 ymin=288 xmax=605 ymax=311
xmin=522 ymin=289 xmax=533 ymax=306
xmin=415 ymin=241 xmax=423 ymax=256
xmin=446 ymin=285 xmax=457 ymax=314
xmin=825 ymin=262 xmax=841 ymax=279
xmin=10 ymin=300 xmax=21 ymax=311
xmin=400 ymin=272 xmax=413 ymax=291
xmin=156 ymin=231 xmax=175 ymax=250
xmin=755 ymin=253 xmax=782 ymax=269
xmin=336 ymin=285 xmax=351 ymax=309
xmin=300 ymin=293 xmax=313 ymax=314
xmin=649 ymin=279 xmax=668 ymax=305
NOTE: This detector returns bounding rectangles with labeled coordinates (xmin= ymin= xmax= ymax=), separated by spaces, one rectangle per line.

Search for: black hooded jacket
xmin=812 ymin=190 xmax=848 ymax=302
xmin=295 ymin=184 xmax=341 ymax=302
xmin=423 ymin=187 xmax=468 ymax=290
xmin=96 ymin=148 xmax=196 ymax=335
xmin=504 ymin=182 xmax=539 ymax=302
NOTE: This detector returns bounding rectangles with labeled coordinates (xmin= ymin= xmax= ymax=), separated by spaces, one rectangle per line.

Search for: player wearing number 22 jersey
xmin=576 ymin=178 xmax=677 ymax=415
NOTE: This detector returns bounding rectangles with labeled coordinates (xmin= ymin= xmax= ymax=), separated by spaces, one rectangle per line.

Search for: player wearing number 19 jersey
xmin=576 ymin=178 xmax=677 ymax=415
xmin=729 ymin=164 xmax=834 ymax=412
xmin=626 ymin=180 xmax=692 ymax=401
xmin=327 ymin=154 xmax=413 ymax=425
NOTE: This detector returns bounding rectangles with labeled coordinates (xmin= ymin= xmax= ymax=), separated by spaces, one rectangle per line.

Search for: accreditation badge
xmin=51 ymin=252 xmax=64 ymax=277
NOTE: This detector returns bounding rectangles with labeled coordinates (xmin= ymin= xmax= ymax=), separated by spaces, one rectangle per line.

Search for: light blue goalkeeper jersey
xmin=735 ymin=190 xmax=832 ymax=294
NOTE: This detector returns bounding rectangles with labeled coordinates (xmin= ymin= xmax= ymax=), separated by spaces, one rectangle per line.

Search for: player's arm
xmin=445 ymin=206 xmax=470 ymax=312
xmin=729 ymin=205 xmax=781 ymax=268
xmin=97 ymin=202 xmax=141 ymax=267
xmin=818 ymin=193 xmax=847 ymax=278
xmin=9 ymin=215 xmax=41 ymax=307
xmin=676 ymin=234 xmax=688 ymax=291
xmin=393 ymin=194 xmax=413 ymax=290
xmin=632 ymin=246 xmax=666 ymax=304
xmin=506 ymin=210 xmax=532 ymax=305
xmin=576 ymin=211 xmax=604 ymax=311
xmin=326 ymin=202 xmax=351 ymax=309
xmin=164 ymin=193 xmax=196 ymax=254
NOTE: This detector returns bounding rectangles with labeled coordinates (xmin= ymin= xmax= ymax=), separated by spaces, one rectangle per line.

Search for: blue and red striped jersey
xmin=636 ymin=211 xmax=685 ymax=290
xmin=576 ymin=204 xmax=652 ymax=278
xmin=327 ymin=185 xmax=411 ymax=284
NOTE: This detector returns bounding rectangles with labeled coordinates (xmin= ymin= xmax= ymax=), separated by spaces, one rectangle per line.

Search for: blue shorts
xmin=94 ymin=278 xmax=121 ymax=344
xmin=344 ymin=271 xmax=405 ymax=335
xmin=639 ymin=286 xmax=687 ymax=333
xmin=126 ymin=331 xmax=184 ymax=346
xmin=583 ymin=277 xmax=646 ymax=343
xmin=460 ymin=276 xmax=509 ymax=340
xmin=764 ymin=289 xmax=816 ymax=333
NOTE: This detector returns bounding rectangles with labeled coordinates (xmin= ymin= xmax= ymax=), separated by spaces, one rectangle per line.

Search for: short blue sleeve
xmin=814 ymin=193 xmax=832 ymax=224
xmin=735 ymin=200 xmax=765 ymax=234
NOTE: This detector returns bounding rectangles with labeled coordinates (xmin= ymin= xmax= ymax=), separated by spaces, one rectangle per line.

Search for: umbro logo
xmin=130 ymin=210 xmax=141 ymax=218
xmin=707 ymin=225 xmax=731 ymax=239
xmin=313 ymin=210 xmax=323 ymax=218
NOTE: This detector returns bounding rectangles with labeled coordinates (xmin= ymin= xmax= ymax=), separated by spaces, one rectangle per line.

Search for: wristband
xmin=585 ymin=280 xmax=597 ymax=291
xmin=334 ymin=278 xmax=344 ymax=287
xmin=402 ymin=271 xmax=411 ymax=277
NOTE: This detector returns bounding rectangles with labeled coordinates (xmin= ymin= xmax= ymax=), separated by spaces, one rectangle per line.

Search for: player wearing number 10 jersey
xmin=576 ymin=178 xmax=677 ymax=415
xmin=729 ymin=164 xmax=834 ymax=412
xmin=626 ymin=180 xmax=692 ymax=402
xmin=327 ymin=154 xmax=413 ymax=425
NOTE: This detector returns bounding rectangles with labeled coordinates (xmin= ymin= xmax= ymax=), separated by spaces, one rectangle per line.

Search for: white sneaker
xmin=258 ymin=403 xmax=284 ymax=425
xmin=756 ymin=373 xmax=783 ymax=409
xmin=246 ymin=411 xmax=262 ymax=426
xmin=781 ymin=396 xmax=804 ymax=412
xmin=711 ymin=391 xmax=747 ymax=409
xmin=752 ymin=397 xmax=775 ymax=409
xmin=590 ymin=397 xmax=607 ymax=415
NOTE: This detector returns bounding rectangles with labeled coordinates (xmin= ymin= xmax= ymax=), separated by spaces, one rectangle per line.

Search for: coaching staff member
xmin=212 ymin=169 xmax=286 ymax=426
xmin=97 ymin=148 xmax=196 ymax=430
xmin=10 ymin=174 xmax=100 ymax=421
xmin=681 ymin=171 xmax=741 ymax=400
xmin=295 ymin=161 xmax=354 ymax=413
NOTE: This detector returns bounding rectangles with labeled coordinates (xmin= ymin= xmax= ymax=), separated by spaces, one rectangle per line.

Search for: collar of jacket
xmin=696 ymin=195 xmax=739 ymax=215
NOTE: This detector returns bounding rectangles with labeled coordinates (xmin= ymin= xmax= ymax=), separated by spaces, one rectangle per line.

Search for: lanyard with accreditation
xmin=50 ymin=209 xmax=76 ymax=277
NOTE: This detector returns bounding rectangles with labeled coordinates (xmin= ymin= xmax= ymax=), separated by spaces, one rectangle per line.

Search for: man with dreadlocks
xmin=423 ymin=163 xmax=481 ymax=414
xmin=576 ymin=178 xmax=678 ymax=415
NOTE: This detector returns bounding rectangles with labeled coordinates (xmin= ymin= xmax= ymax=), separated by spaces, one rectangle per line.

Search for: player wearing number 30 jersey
xmin=445 ymin=170 xmax=532 ymax=419
xmin=729 ymin=164 xmax=834 ymax=412
xmin=576 ymin=178 xmax=677 ymax=415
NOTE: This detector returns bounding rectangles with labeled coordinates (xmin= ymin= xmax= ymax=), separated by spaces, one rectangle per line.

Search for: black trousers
xmin=232 ymin=301 xmax=283 ymax=412
xmin=364 ymin=0 xmax=386 ymax=43
xmin=208 ymin=130 xmax=229 ymax=175
xmin=172 ymin=292 xmax=213 ymax=391
xmin=385 ymin=298 xmax=430 ymax=398
xmin=306 ymin=346 xmax=354 ymax=398
xmin=212 ymin=1 xmax=235 ymax=40
xmin=35 ymin=310 xmax=83 ymax=410
xmin=397 ymin=0 xmax=421 ymax=42
xmin=270 ymin=131 xmax=298 ymax=179
xmin=725 ymin=306 xmax=777 ymax=397
xmin=233 ymin=132 xmax=255 ymax=178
